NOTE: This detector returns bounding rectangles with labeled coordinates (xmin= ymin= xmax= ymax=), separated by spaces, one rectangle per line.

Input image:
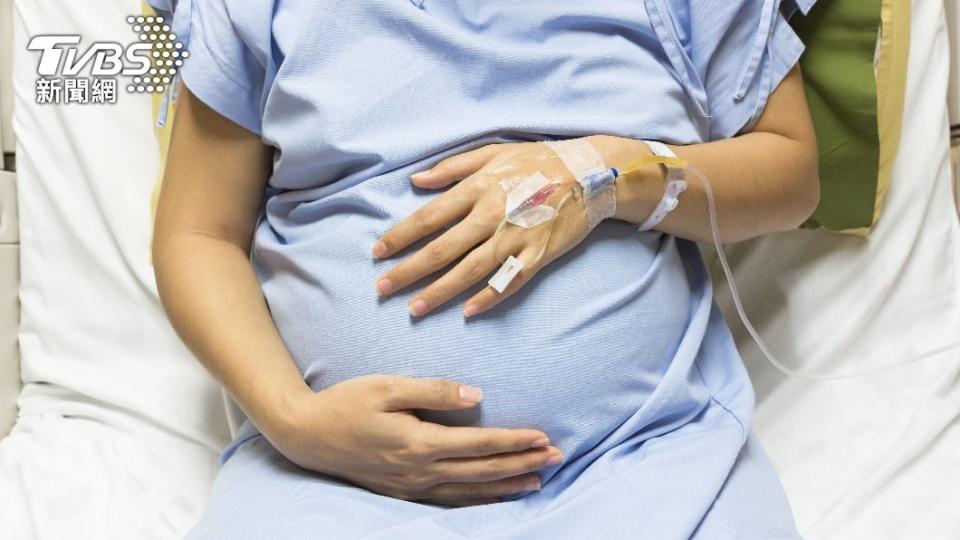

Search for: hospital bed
xmin=0 ymin=0 xmax=958 ymax=538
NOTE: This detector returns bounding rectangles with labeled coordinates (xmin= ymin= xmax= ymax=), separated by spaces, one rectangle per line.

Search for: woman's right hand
xmin=262 ymin=374 xmax=564 ymax=507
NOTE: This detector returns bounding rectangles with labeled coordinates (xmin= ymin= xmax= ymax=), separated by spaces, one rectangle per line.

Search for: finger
xmin=372 ymin=184 xmax=476 ymax=260
xmin=377 ymin=217 xmax=492 ymax=301
xmin=406 ymin=238 xmax=501 ymax=317
xmin=416 ymin=423 xmax=552 ymax=460
xmin=431 ymin=446 xmax=563 ymax=483
xmin=418 ymin=474 xmax=542 ymax=502
xmin=379 ymin=377 xmax=494 ymax=412
xmin=410 ymin=144 xmax=500 ymax=189
xmin=463 ymin=243 xmax=541 ymax=318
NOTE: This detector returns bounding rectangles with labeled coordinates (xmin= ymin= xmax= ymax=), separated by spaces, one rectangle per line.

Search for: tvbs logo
xmin=28 ymin=15 xmax=188 ymax=105
xmin=28 ymin=35 xmax=152 ymax=77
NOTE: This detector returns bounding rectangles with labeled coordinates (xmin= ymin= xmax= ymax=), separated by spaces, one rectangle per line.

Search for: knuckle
xmin=463 ymin=258 xmax=488 ymax=282
xmin=390 ymin=445 xmax=416 ymax=464
xmin=432 ymin=158 xmax=452 ymax=174
xmin=412 ymin=207 xmax=436 ymax=228
xmin=425 ymin=240 xmax=449 ymax=265
xmin=385 ymin=471 xmax=429 ymax=496
xmin=478 ymin=203 xmax=503 ymax=223
xmin=403 ymin=471 xmax=432 ymax=491
xmin=480 ymin=457 xmax=500 ymax=477
xmin=466 ymin=205 xmax=497 ymax=228
xmin=471 ymin=170 xmax=494 ymax=187
xmin=473 ymin=145 xmax=497 ymax=163
xmin=476 ymin=436 xmax=497 ymax=456
xmin=389 ymin=446 xmax=419 ymax=467
xmin=507 ymin=436 xmax=527 ymax=453
xmin=463 ymin=176 xmax=488 ymax=196
xmin=378 ymin=475 xmax=405 ymax=495
xmin=375 ymin=375 xmax=402 ymax=399
xmin=424 ymin=281 xmax=453 ymax=304
xmin=405 ymin=438 xmax=435 ymax=463
xmin=433 ymin=380 xmax=452 ymax=402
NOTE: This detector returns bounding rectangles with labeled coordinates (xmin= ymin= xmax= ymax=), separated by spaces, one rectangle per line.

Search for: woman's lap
xmin=185 ymin=402 xmax=799 ymax=540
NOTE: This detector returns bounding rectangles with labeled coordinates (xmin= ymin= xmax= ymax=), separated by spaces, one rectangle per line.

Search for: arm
xmin=372 ymin=64 xmax=819 ymax=315
xmin=153 ymin=85 xmax=559 ymax=506
xmin=152 ymin=83 xmax=308 ymax=433
xmin=604 ymin=64 xmax=820 ymax=243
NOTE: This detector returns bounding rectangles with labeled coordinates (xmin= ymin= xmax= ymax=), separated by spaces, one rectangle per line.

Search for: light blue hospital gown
xmin=157 ymin=0 xmax=816 ymax=537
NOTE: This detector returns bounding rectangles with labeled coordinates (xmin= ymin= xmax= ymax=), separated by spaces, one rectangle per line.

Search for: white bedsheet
xmin=0 ymin=415 xmax=219 ymax=539
xmin=703 ymin=0 xmax=960 ymax=537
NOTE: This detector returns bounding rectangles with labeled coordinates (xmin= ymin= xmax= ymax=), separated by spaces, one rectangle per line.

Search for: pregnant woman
xmin=152 ymin=0 xmax=819 ymax=537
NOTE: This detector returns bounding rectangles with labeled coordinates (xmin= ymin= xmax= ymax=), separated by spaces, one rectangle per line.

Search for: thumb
xmin=380 ymin=376 xmax=484 ymax=412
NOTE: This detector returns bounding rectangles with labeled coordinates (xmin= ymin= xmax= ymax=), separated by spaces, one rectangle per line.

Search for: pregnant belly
xmin=254 ymin=196 xmax=696 ymax=462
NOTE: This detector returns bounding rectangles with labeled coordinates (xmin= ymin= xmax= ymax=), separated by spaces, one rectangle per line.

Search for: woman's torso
xmin=249 ymin=0 xmax=727 ymax=472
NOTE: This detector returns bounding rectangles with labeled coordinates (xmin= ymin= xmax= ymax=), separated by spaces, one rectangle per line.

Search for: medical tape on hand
xmin=490 ymin=171 xmax=560 ymax=293
xmin=489 ymin=138 xmax=615 ymax=294
xmin=542 ymin=139 xmax=617 ymax=230
xmin=504 ymin=171 xmax=558 ymax=229
xmin=488 ymin=255 xmax=524 ymax=294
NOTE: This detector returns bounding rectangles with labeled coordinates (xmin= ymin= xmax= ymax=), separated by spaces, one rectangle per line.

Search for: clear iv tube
xmin=683 ymin=163 xmax=960 ymax=380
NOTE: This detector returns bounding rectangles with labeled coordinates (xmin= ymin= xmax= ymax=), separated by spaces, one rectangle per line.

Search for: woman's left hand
xmin=371 ymin=139 xmax=603 ymax=318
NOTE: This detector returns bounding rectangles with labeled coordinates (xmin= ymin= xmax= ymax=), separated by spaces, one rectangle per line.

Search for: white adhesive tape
xmin=542 ymin=138 xmax=616 ymax=227
xmin=488 ymin=255 xmax=524 ymax=294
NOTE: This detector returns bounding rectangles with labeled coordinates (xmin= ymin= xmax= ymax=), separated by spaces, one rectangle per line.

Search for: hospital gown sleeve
xmin=176 ymin=0 xmax=273 ymax=135
xmin=683 ymin=0 xmax=815 ymax=139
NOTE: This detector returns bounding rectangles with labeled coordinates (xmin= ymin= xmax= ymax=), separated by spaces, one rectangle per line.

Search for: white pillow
xmin=12 ymin=0 xmax=230 ymax=452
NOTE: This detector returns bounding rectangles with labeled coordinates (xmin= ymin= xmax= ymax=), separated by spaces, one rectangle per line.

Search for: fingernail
xmin=371 ymin=241 xmax=388 ymax=258
xmin=463 ymin=304 xmax=479 ymax=318
xmin=459 ymin=384 xmax=483 ymax=403
xmin=410 ymin=170 xmax=431 ymax=181
xmin=530 ymin=437 xmax=549 ymax=448
xmin=376 ymin=278 xmax=393 ymax=295
xmin=524 ymin=479 xmax=542 ymax=492
xmin=546 ymin=449 xmax=564 ymax=465
xmin=409 ymin=299 xmax=428 ymax=317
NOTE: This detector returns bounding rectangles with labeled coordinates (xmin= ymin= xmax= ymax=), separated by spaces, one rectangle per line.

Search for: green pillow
xmin=791 ymin=0 xmax=909 ymax=235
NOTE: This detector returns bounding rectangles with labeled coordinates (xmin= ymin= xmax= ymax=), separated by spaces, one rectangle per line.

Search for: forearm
xmin=596 ymin=64 xmax=819 ymax=244
xmin=600 ymin=131 xmax=819 ymax=243
xmin=151 ymin=85 xmax=308 ymax=437
xmin=153 ymin=232 xmax=310 ymax=436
